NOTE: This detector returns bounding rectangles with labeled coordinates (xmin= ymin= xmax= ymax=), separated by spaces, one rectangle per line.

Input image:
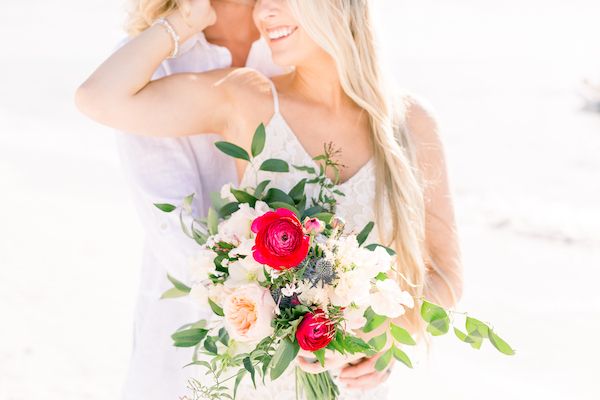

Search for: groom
xmin=117 ymin=1 xmax=389 ymax=399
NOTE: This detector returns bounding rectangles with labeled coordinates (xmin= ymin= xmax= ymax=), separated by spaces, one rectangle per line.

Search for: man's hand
xmin=338 ymin=353 xmax=393 ymax=390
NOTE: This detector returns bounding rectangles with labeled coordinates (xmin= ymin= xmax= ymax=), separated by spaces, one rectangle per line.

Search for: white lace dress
xmin=232 ymin=84 xmax=391 ymax=400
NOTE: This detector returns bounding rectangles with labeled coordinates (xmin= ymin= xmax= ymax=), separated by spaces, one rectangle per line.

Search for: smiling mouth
xmin=266 ymin=26 xmax=298 ymax=42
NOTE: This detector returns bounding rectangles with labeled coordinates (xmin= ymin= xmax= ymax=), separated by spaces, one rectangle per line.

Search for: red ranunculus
xmin=295 ymin=309 xmax=335 ymax=351
xmin=251 ymin=208 xmax=310 ymax=270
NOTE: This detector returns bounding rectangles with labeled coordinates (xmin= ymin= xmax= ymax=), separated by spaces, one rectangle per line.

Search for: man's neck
xmin=203 ymin=0 xmax=260 ymax=67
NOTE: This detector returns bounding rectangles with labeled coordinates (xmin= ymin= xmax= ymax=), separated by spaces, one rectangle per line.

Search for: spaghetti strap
xmin=269 ymin=80 xmax=280 ymax=115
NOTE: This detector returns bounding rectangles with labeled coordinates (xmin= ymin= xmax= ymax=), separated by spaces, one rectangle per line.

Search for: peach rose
xmin=223 ymin=284 xmax=276 ymax=343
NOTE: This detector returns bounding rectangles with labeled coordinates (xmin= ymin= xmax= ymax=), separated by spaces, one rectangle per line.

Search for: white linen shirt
xmin=117 ymin=33 xmax=282 ymax=400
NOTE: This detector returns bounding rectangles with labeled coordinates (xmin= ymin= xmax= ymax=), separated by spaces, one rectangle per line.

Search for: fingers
xmin=338 ymin=355 xmax=379 ymax=379
xmin=339 ymin=368 xmax=392 ymax=390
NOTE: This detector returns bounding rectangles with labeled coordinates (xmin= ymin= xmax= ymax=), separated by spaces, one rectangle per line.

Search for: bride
xmin=76 ymin=0 xmax=462 ymax=397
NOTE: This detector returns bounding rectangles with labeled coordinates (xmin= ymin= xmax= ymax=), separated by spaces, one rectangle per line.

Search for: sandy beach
xmin=1 ymin=0 xmax=599 ymax=399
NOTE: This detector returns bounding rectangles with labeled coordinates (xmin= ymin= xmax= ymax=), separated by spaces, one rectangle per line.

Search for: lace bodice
xmin=239 ymin=84 xmax=393 ymax=247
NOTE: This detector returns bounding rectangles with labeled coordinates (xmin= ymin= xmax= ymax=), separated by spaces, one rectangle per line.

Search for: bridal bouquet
xmin=156 ymin=125 xmax=514 ymax=400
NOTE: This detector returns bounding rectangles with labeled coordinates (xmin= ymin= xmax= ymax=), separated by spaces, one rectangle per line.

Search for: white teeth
xmin=267 ymin=27 xmax=294 ymax=40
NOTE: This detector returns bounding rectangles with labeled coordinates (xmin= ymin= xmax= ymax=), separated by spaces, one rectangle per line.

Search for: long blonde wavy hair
xmin=287 ymin=0 xmax=433 ymax=329
xmin=125 ymin=0 xmax=182 ymax=36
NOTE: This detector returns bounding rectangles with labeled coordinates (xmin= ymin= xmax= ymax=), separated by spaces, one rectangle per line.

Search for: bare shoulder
xmin=402 ymin=94 xmax=442 ymax=147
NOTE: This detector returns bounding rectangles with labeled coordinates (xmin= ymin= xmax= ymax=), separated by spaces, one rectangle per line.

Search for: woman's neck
xmin=204 ymin=0 xmax=260 ymax=67
xmin=290 ymin=57 xmax=353 ymax=112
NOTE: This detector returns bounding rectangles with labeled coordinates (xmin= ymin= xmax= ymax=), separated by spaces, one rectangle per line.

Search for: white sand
xmin=1 ymin=1 xmax=599 ymax=399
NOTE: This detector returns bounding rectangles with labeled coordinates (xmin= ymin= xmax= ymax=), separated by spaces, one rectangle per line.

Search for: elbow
xmin=74 ymin=80 xmax=98 ymax=119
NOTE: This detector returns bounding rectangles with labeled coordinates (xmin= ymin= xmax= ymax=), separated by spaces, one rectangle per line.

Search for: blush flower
xmin=251 ymin=208 xmax=310 ymax=270
xmin=295 ymin=309 xmax=335 ymax=351
xmin=223 ymin=284 xmax=276 ymax=343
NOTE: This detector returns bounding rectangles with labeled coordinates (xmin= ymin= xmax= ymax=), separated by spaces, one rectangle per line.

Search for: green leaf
xmin=254 ymin=180 xmax=271 ymax=198
xmin=390 ymin=324 xmax=416 ymax=346
xmin=375 ymin=272 xmax=388 ymax=281
xmin=368 ymin=332 xmax=387 ymax=352
xmin=243 ymin=357 xmax=256 ymax=388
xmin=215 ymin=141 xmax=250 ymax=161
xmin=375 ymin=347 xmax=393 ymax=371
xmin=219 ymin=202 xmax=240 ymax=218
xmin=466 ymin=317 xmax=490 ymax=339
xmin=356 ymin=221 xmax=375 ymax=246
xmin=364 ymin=243 xmax=396 ymax=256
xmin=207 ymin=207 xmax=219 ymax=235
xmin=489 ymin=330 xmax=515 ymax=356
xmin=234 ymin=368 xmax=247 ymax=399
xmin=160 ymin=287 xmax=188 ymax=299
xmin=171 ymin=328 xmax=208 ymax=348
xmin=393 ymin=346 xmax=413 ymax=368
xmin=301 ymin=205 xmax=326 ymax=219
xmin=426 ymin=317 xmax=450 ymax=336
xmin=312 ymin=212 xmax=333 ymax=224
xmin=154 ymin=203 xmax=176 ymax=213
xmin=204 ymin=336 xmax=218 ymax=354
xmin=420 ymin=300 xmax=448 ymax=323
xmin=288 ymin=179 xmax=307 ymax=203
xmin=270 ymin=338 xmax=299 ymax=380
xmin=230 ymin=188 xmax=257 ymax=206
xmin=268 ymin=201 xmax=299 ymax=216
xmin=264 ymin=188 xmax=295 ymax=205
xmin=251 ymin=123 xmax=266 ymax=157
xmin=167 ymin=274 xmax=191 ymax=293
xmin=217 ymin=327 xmax=230 ymax=346
xmin=342 ymin=335 xmax=373 ymax=355
xmin=453 ymin=327 xmax=476 ymax=344
xmin=362 ymin=307 xmax=387 ymax=333
xmin=208 ymin=298 xmax=224 ymax=317
xmin=260 ymin=159 xmax=290 ymax=173
xmin=313 ymin=349 xmax=326 ymax=367
xmin=293 ymin=165 xmax=316 ymax=174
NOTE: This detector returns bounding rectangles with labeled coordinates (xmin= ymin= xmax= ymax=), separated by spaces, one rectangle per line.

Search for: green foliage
xmin=368 ymin=332 xmax=387 ymax=352
xmin=230 ymin=188 xmax=257 ymax=207
xmin=167 ymin=274 xmax=191 ymax=293
xmin=254 ymin=180 xmax=271 ymax=198
xmin=421 ymin=300 xmax=450 ymax=336
xmin=364 ymin=243 xmax=397 ymax=256
xmin=154 ymin=203 xmax=176 ymax=213
xmin=243 ymin=357 xmax=256 ymax=388
xmin=215 ymin=141 xmax=250 ymax=161
xmin=260 ymin=159 xmax=290 ymax=173
xmin=171 ymin=328 xmax=208 ymax=348
xmin=375 ymin=347 xmax=393 ymax=371
xmin=489 ymin=330 xmax=515 ymax=355
xmin=219 ymin=202 xmax=240 ymax=218
xmin=390 ymin=323 xmax=416 ymax=346
xmin=313 ymin=348 xmax=326 ymax=367
xmin=207 ymin=207 xmax=219 ymax=235
xmin=392 ymin=346 xmax=413 ymax=368
xmin=251 ymin=123 xmax=266 ymax=157
xmin=356 ymin=221 xmax=374 ymax=246
xmin=270 ymin=338 xmax=299 ymax=380
xmin=160 ymin=287 xmax=188 ymax=299
xmin=362 ymin=307 xmax=387 ymax=333
xmin=208 ymin=298 xmax=224 ymax=317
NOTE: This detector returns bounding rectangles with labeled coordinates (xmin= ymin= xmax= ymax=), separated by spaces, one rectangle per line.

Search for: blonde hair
xmin=287 ymin=0 xmax=451 ymax=331
xmin=124 ymin=0 xmax=182 ymax=36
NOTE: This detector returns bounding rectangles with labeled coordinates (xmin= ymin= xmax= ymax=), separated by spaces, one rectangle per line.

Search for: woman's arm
xmin=75 ymin=1 xmax=232 ymax=137
xmin=405 ymin=97 xmax=464 ymax=308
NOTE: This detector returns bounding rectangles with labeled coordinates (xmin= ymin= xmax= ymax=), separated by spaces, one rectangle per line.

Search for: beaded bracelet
xmin=153 ymin=18 xmax=180 ymax=59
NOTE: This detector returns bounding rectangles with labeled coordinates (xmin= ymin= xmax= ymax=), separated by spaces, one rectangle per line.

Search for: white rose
xmin=223 ymin=284 xmax=276 ymax=343
xmin=217 ymin=201 xmax=270 ymax=243
xmin=369 ymin=279 xmax=414 ymax=318
xmin=208 ymin=284 xmax=231 ymax=307
xmin=188 ymin=248 xmax=217 ymax=284
xmin=229 ymin=238 xmax=255 ymax=258
xmin=225 ymin=256 xmax=265 ymax=287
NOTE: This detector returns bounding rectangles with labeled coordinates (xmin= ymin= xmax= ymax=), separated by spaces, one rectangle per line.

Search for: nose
xmin=254 ymin=0 xmax=279 ymax=23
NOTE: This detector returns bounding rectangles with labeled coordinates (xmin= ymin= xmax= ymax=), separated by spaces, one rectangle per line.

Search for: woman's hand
xmin=338 ymin=354 xmax=393 ymax=390
xmin=296 ymin=348 xmax=363 ymax=374
xmin=167 ymin=0 xmax=217 ymax=41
